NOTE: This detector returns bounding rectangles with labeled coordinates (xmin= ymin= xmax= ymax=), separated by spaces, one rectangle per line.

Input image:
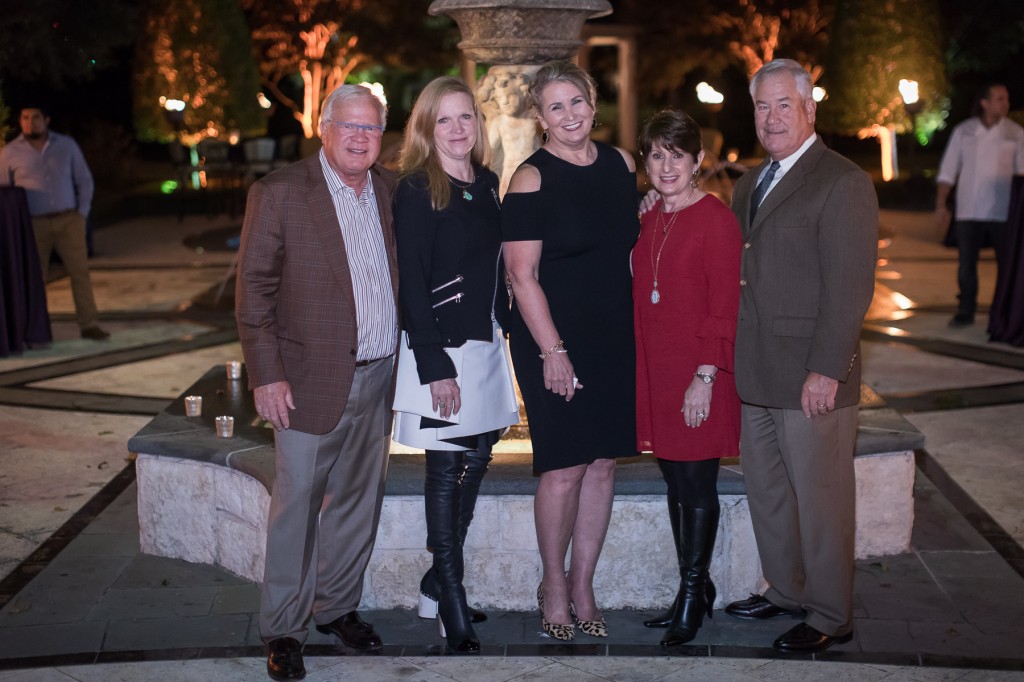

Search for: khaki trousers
xmin=32 ymin=211 xmax=100 ymax=329
xmin=259 ymin=356 xmax=394 ymax=643
xmin=740 ymin=402 xmax=858 ymax=637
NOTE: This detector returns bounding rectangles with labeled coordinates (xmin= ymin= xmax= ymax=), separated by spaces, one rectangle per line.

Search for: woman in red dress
xmin=632 ymin=109 xmax=742 ymax=647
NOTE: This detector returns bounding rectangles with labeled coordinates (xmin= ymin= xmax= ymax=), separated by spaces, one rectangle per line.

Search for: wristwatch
xmin=694 ymin=371 xmax=716 ymax=384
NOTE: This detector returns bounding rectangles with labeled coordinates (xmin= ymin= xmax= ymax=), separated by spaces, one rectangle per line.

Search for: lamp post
xmin=160 ymin=97 xmax=201 ymax=189
xmin=696 ymin=81 xmax=724 ymax=129
xmin=898 ymin=79 xmax=924 ymax=178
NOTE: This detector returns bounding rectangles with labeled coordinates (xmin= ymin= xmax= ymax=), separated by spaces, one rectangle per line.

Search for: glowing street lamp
xmin=898 ymin=79 xmax=923 ymax=115
xmin=696 ymin=81 xmax=724 ymax=129
xmin=898 ymin=79 xmax=924 ymax=177
xmin=160 ymin=96 xmax=200 ymax=189
xmin=696 ymin=82 xmax=724 ymax=107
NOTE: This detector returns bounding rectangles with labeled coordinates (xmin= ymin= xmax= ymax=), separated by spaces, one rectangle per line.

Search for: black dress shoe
xmin=724 ymin=594 xmax=806 ymax=620
xmin=266 ymin=637 xmax=305 ymax=680
xmin=948 ymin=313 xmax=974 ymax=328
xmin=80 ymin=325 xmax=111 ymax=340
xmin=316 ymin=611 xmax=383 ymax=650
xmin=773 ymin=622 xmax=853 ymax=652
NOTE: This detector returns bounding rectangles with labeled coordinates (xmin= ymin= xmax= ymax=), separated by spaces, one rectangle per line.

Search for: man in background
xmin=0 ymin=105 xmax=108 ymax=340
xmin=935 ymin=82 xmax=1024 ymax=327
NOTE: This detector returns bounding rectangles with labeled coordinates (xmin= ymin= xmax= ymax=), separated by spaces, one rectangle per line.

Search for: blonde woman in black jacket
xmin=392 ymin=76 xmax=518 ymax=653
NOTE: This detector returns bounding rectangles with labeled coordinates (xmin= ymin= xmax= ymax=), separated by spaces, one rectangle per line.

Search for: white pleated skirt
xmin=393 ymin=320 xmax=519 ymax=451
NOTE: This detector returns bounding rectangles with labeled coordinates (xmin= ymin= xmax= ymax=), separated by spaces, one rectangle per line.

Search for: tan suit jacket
xmin=733 ymin=137 xmax=877 ymax=408
xmin=236 ymin=155 xmax=399 ymax=434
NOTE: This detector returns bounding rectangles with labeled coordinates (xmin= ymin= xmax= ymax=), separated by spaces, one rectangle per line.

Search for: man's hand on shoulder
xmin=255 ymin=380 xmax=295 ymax=431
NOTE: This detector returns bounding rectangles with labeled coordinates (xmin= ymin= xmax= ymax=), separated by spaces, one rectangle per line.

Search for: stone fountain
xmin=428 ymin=0 xmax=612 ymax=195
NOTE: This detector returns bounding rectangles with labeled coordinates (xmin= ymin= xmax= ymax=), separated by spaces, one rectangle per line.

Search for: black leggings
xmin=657 ymin=458 xmax=721 ymax=510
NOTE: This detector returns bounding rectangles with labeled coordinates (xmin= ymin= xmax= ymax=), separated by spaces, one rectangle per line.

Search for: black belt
xmin=34 ymin=209 xmax=77 ymax=219
xmin=355 ymin=354 xmax=392 ymax=367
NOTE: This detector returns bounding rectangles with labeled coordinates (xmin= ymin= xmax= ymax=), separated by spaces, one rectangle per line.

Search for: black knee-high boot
xmin=419 ymin=448 xmax=492 ymax=623
xmin=424 ymin=451 xmax=479 ymax=653
xmin=661 ymin=506 xmax=719 ymax=647
xmin=644 ymin=488 xmax=682 ymax=628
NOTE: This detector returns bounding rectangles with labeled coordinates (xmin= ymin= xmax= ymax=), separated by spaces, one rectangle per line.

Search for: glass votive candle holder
xmin=184 ymin=395 xmax=202 ymax=417
xmin=215 ymin=415 xmax=235 ymax=438
xmin=226 ymin=361 xmax=243 ymax=380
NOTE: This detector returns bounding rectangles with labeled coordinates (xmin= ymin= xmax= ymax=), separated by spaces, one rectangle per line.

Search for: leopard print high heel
xmin=537 ymin=583 xmax=575 ymax=641
xmin=570 ymin=602 xmax=608 ymax=637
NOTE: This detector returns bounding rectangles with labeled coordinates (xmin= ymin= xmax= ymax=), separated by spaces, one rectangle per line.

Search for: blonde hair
xmin=528 ymin=61 xmax=598 ymax=116
xmin=399 ymin=76 xmax=490 ymax=210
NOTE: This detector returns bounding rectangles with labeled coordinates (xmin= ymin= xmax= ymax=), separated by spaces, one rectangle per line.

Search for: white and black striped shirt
xmin=320 ymin=151 xmax=398 ymax=362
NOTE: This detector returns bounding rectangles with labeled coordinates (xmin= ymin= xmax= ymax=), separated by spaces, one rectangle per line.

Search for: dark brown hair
xmin=639 ymin=109 xmax=702 ymax=160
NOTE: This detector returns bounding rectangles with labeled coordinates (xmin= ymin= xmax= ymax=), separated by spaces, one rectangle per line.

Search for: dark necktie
xmin=749 ymin=160 xmax=780 ymax=222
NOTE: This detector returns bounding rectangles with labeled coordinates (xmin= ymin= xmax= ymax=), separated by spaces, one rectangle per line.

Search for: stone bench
xmin=128 ymin=367 xmax=922 ymax=611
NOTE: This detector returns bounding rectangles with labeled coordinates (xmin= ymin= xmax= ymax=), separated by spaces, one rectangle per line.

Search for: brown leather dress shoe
xmin=724 ymin=594 xmax=806 ymax=620
xmin=773 ymin=622 xmax=853 ymax=652
xmin=316 ymin=610 xmax=383 ymax=650
xmin=266 ymin=636 xmax=305 ymax=680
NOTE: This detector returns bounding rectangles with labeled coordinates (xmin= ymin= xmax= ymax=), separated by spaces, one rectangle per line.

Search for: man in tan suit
xmin=723 ymin=60 xmax=877 ymax=653
xmin=236 ymin=84 xmax=399 ymax=681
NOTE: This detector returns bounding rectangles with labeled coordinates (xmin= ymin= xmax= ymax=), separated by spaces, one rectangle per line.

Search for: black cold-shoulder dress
xmin=502 ymin=142 xmax=639 ymax=472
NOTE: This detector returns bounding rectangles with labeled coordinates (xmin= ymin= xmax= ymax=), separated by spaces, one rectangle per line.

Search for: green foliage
xmin=818 ymin=0 xmax=949 ymax=137
xmin=133 ymin=0 xmax=265 ymax=143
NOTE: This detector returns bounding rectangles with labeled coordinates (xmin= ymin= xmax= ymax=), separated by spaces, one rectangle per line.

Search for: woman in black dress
xmin=393 ymin=76 xmax=519 ymax=652
xmin=502 ymin=61 xmax=639 ymax=641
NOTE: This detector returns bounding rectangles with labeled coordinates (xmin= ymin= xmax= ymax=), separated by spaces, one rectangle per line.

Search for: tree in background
xmin=818 ymin=0 xmax=947 ymax=139
xmin=242 ymin=0 xmax=456 ymax=139
xmin=816 ymin=0 xmax=948 ymax=181
xmin=133 ymin=0 xmax=265 ymax=145
xmin=706 ymin=0 xmax=833 ymax=81
xmin=242 ymin=0 xmax=368 ymax=139
xmin=606 ymin=0 xmax=833 ymax=104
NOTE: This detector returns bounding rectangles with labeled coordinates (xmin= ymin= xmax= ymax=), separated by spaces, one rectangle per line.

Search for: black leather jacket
xmin=393 ymin=167 xmax=510 ymax=384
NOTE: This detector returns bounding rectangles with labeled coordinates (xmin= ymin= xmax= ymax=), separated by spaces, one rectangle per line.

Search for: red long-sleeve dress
xmin=632 ymin=195 xmax=742 ymax=461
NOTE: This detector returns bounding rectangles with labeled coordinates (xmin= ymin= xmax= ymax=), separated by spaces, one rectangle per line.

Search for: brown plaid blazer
xmin=236 ymin=155 xmax=398 ymax=434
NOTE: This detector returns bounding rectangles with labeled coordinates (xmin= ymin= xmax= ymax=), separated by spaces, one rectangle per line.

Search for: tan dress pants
xmin=32 ymin=211 xmax=100 ymax=329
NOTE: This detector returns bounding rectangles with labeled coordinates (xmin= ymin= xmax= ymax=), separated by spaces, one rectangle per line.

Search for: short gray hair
xmin=749 ymin=59 xmax=813 ymax=101
xmin=319 ymin=84 xmax=387 ymax=137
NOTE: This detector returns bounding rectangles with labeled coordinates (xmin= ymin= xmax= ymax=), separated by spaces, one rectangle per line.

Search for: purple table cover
xmin=0 ymin=186 xmax=52 ymax=356
xmin=988 ymin=175 xmax=1024 ymax=346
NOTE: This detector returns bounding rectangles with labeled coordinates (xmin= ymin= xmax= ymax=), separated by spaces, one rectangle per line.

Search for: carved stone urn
xmin=428 ymin=0 xmax=611 ymax=64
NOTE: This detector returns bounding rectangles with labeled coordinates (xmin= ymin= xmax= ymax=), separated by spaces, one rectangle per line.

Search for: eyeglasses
xmin=329 ymin=121 xmax=385 ymax=137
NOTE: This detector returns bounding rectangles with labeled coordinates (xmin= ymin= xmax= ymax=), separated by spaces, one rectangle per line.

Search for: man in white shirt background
xmin=935 ymin=82 xmax=1024 ymax=328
